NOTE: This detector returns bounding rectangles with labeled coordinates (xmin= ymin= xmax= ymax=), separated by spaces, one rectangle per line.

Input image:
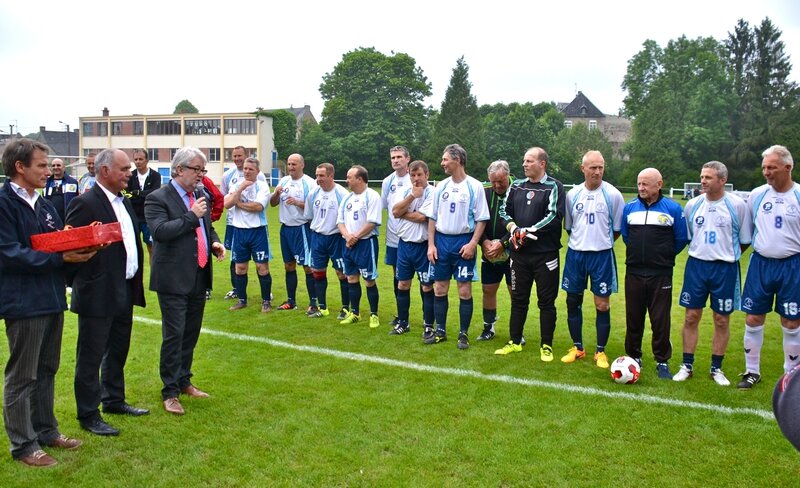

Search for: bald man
xmin=44 ymin=158 xmax=79 ymax=222
xmin=621 ymin=168 xmax=688 ymax=379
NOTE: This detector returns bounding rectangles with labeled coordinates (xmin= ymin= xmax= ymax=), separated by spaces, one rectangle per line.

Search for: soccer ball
xmin=610 ymin=356 xmax=641 ymax=384
xmin=484 ymin=239 xmax=510 ymax=263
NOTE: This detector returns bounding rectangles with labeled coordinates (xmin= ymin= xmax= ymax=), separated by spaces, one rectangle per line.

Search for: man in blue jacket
xmin=43 ymin=158 xmax=79 ymax=223
xmin=0 ymin=139 xmax=96 ymax=467
xmin=621 ymin=168 xmax=688 ymax=379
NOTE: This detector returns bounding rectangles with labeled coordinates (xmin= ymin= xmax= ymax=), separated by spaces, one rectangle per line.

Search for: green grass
xmin=0 ymin=199 xmax=796 ymax=486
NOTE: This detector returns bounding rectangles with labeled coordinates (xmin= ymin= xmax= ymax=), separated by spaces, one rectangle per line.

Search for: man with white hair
xmin=739 ymin=145 xmax=800 ymax=390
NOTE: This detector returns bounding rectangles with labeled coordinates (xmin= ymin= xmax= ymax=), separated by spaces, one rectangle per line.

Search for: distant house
xmin=29 ymin=126 xmax=81 ymax=158
xmin=559 ymin=91 xmax=631 ymax=158
xmin=273 ymin=105 xmax=317 ymax=139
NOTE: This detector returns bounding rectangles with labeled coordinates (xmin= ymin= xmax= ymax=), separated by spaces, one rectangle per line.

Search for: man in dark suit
xmin=126 ymin=149 xmax=162 ymax=261
xmin=66 ymin=148 xmax=147 ymax=436
xmin=145 ymin=147 xmax=225 ymax=415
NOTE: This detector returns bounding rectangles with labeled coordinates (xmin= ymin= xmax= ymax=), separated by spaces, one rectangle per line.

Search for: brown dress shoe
xmin=18 ymin=450 xmax=57 ymax=467
xmin=163 ymin=397 xmax=185 ymax=415
xmin=47 ymin=434 xmax=82 ymax=450
xmin=181 ymin=385 xmax=210 ymax=398
xmin=229 ymin=301 xmax=247 ymax=311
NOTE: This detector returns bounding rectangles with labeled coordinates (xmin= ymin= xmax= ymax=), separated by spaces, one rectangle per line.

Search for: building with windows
xmin=559 ymin=91 xmax=631 ymax=158
xmin=78 ymin=108 xmax=276 ymax=184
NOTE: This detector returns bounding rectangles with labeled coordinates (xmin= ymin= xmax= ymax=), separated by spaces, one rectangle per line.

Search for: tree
xmin=261 ymin=109 xmax=298 ymax=159
xmin=318 ymin=47 xmax=431 ymax=177
xmin=174 ymin=100 xmax=198 ymax=114
xmin=621 ymin=36 xmax=735 ymax=188
xmin=425 ymin=56 xmax=485 ymax=178
xmin=549 ymin=123 xmax=616 ymax=185
xmin=481 ymin=102 xmax=563 ymax=176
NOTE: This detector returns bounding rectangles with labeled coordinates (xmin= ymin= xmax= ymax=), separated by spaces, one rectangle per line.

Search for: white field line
xmin=135 ymin=316 xmax=774 ymax=421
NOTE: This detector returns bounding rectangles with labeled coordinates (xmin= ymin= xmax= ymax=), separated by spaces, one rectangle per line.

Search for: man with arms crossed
xmin=390 ymin=160 xmax=435 ymax=336
xmin=220 ymin=146 xmax=266 ymax=300
xmin=225 ymin=157 xmax=274 ymax=313
xmin=337 ymin=165 xmax=382 ymax=327
xmin=673 ymin=161 xmax=752 ymax=386
xmin=1 ymin=139 xmax=96 ymax=467
xmin=739 ymin=145 xmax=800 ymax=389
xmin=382 ymin=146 xmax=412 ymax=326
xmin=270 ymin=153 xmax=317 ymax=313
xmin=560 ymin=150 xmax=624 ymax=368
xmin=424 ymin=144 xmax=489 ymax=350
xmin=304 ymin=163 xmax=351 ymax=318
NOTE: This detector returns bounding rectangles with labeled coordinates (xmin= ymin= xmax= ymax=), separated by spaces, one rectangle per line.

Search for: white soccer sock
xmin=782 ymin=326 xmax=800 ymax=373
xmin=744 ymin=324 xmax=764 ymax=375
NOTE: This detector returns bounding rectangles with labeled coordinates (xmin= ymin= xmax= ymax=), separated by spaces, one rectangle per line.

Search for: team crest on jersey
xmin=390 ymin=184 xmax=397 ymax=193
xmin=232 ymin=177 xmax=238 ymax=184
xmin=681 ymin=292 xmax=691 ymax=303
xmin=346 ymin=202 xmax=353 ymax=210
xmin=575 ymin=203 xmax=584 ymax=213
xmin=526 ymin=191 xmax=535 ymax=200
xmin=657 ymin=214 xmax=671 ymax=225
xmin=441 ymin=192 xmax=449 ymax=201
xmin=788 ymin=205 xmax=798 ymax=217
xmin=314 ymin=200 xmax=321 ymax=207
xmin=45 ymin=212 xmax=56 ymax=229
xmin=695 ymin=216 xmax=705 ymax=226
xmin=763 ymin=202 xmax=773 ymax=212
xmin=282 ymin=187 xmax=289 ymax=194
xmin=596 ymin=203 xmax=606 ymax=213
xmin=715 ymin=215 xmax=727 ymax=226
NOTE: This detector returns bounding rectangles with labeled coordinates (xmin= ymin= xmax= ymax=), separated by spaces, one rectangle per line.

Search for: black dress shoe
xmin=80 ymin=418 xmax=120 ymax=436
xmin=104 ymin=403 xmax=150 ymax=416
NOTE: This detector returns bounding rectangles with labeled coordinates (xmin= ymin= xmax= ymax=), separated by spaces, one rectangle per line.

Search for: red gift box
xmin=31 ymin=222 xmax=123 ymax=253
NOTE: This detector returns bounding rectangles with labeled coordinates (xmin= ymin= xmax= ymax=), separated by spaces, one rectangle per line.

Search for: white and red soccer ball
xmin=610 ymin=356 xmax=641 ymax=384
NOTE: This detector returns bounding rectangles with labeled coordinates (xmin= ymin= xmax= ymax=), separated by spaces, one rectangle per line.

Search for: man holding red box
xmin=66 ymin=148 xmax=147 ymax=437
xmin=0 ymin=138 xmax=97 ymax=467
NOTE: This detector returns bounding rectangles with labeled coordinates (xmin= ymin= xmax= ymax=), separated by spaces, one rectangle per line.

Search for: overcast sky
xmin=1 ymin=0 xmax=797 ymax=137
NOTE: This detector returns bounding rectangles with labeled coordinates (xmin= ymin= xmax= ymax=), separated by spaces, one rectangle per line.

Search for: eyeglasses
xmin=184 ymin=165 xmax=208 ymax=175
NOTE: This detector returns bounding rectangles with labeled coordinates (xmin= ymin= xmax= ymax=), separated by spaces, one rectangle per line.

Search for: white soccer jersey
xmin=382 ymin=172 xmax=412 ymax=247
xmin=396 ymin=186 xmax=433 ymax=243
xmin=685 ymin=192 xmax=752 ymax=262
xmin=230 ymin=180 xmax=270 ymax=229
xmin=337 ymin=187 xmax=382 ymax=238
xmin=564 ymin=181 xmax=624 ymax=252
xmin=222 ymin=167 xmax=266 ymax=225
xmin=749 ymin=182 xmax=800 ymax=259
xmin=305 ymin=184 xmax=349 ymax=235
xmin=276 ymin=174 xmax=316 ymax=226
xmin=424 ymin=175 xmax=489 ymax=235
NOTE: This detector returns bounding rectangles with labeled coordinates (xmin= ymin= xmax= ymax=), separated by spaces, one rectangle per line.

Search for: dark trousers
xmin=509 ymin=251 xmax=560 ymax=346
xmin=3 ymin=314 xmax=63 ymax=459
xmin=158 ymin=268 xmax=207 ymax=400
xmin=624 ymin=273 xmax=673 ymax=362
xmin=74 ymin=282 xmax=134 ymax=422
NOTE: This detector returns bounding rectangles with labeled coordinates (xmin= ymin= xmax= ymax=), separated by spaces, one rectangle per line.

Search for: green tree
xmin=621 ymin=36 xmax=735 ymax=188
xmin=425 ymin=56 xmax=485 ymax=178
xmin=481 ymin=102 xmax=563 ymax=176
xmin=260 ymin=109 xmax=298 ymax=159
xmin=174 ymin=100 xmax=198 ymax=114
xmin=726 ymin=18 xmax=798 ymax=187
xmin=318 ymin=47 xmax=431 ymax=177
xmin=549 ymin=123 xmax=616 ymax=185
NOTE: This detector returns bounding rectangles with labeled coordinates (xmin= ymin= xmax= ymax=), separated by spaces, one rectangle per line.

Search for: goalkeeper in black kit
xmin=496 ymin=147 xmax=565 ymax=361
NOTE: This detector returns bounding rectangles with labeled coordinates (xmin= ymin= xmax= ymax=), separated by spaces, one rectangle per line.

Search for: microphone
xmin=195 ymin=181 xmax=205 ymax=200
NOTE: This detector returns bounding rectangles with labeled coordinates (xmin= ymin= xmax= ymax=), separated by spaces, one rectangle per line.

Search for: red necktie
xmin=188 ymin=193 xmax=208 ymax=268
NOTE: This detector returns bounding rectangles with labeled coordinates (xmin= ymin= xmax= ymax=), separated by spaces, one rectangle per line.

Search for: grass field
xmin=0 ymin=197 xmax=796 ymax=486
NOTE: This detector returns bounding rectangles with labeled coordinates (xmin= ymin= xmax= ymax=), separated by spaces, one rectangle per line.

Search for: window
xmin=133 ymin=121 xmax=144 ymax=135
xmin=185 ymin=119 xmax=220 ymax=135
xmin=564 ymin=120 xmax=573 ymax=129
xmin=82 ymin=122 xmax=93 ymax=136
xmin=224 ymin=118 xmax=256 ymax=135
xmin=589 ymin=120 xmax=597 ymax=130
xmin=147 ymin=120 xmax=181 ymax=135
xmin=207 ymin=148 xmax=220 ymax=162
xmin=170 ymin=148 xmax=179 ymax=160
xmin=147 ymin=148 xmax=158 ymax=161
xmin=97 ymin=122 xmax=108 ymax=137
xmin=112 ymin=122 xmax=122 ymax=135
